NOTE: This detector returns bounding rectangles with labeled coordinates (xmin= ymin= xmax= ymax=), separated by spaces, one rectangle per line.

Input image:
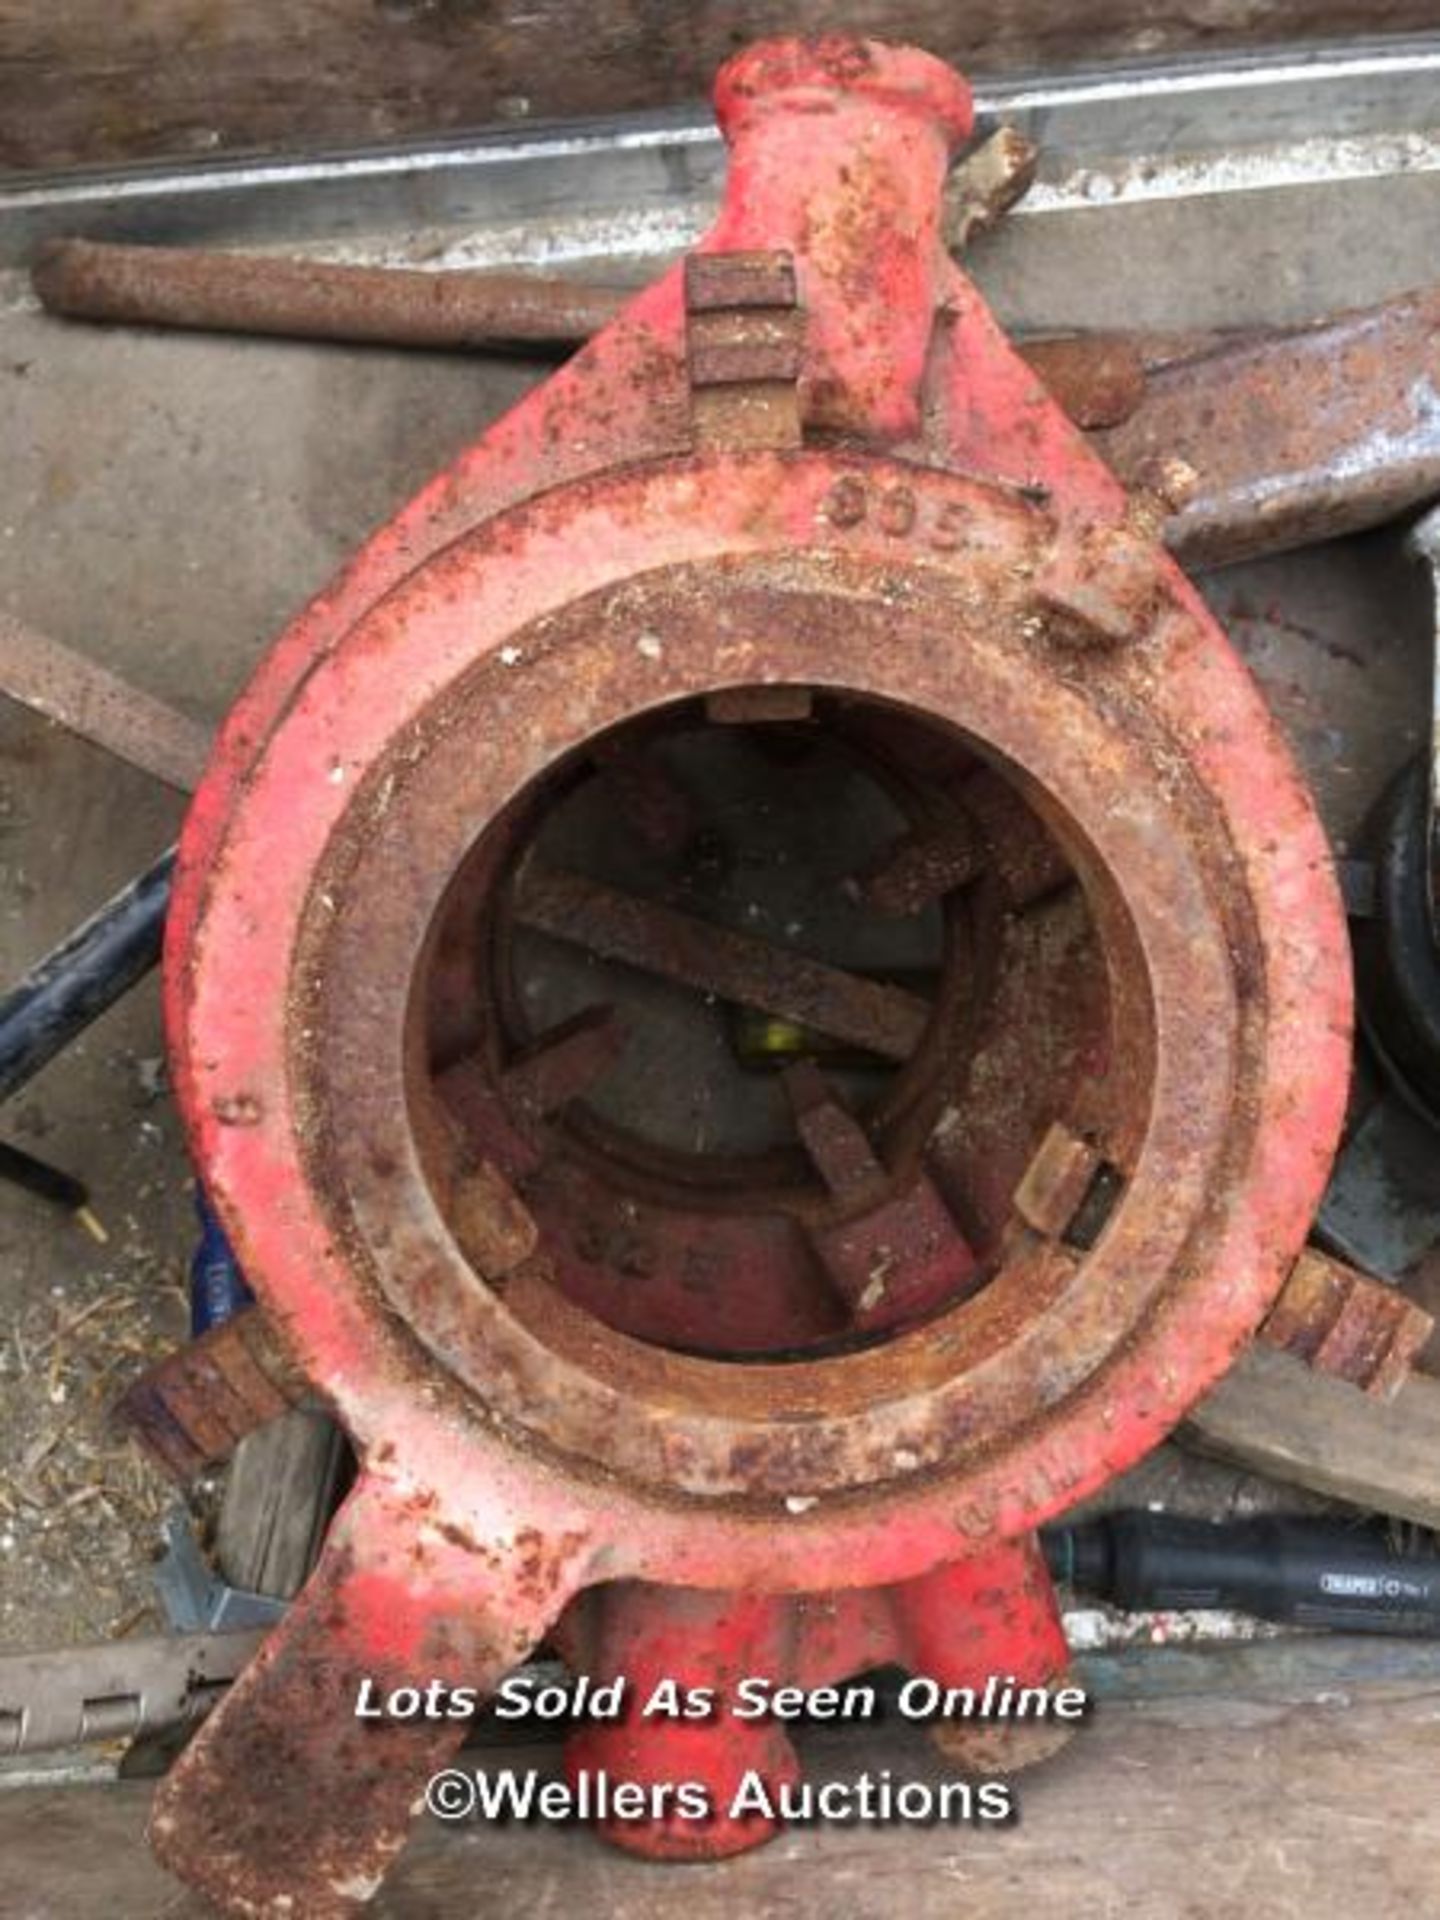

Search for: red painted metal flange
xmin=153 ymin=34 xmax=1351 ymax=1917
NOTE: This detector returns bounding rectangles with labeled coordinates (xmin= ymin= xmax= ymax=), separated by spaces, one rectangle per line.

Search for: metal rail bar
xmin=2 ymin=39 xmax=1439 ymax=273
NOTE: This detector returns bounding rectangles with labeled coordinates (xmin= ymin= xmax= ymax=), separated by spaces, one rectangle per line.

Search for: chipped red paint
xmin=153 ymin=33 xmax=1351 ymax=1916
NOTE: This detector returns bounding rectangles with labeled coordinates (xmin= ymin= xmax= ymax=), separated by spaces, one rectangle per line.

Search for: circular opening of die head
xmin=412 ymin=687 xmax=1124 ymax=1365
xmin=295 ymin=554 xmax=1252 ymax=1501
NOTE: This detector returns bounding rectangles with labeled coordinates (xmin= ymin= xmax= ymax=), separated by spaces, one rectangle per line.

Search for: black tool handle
xmin=0 ymin=849 xmax=174 ymax=1102
xmin=1046 ymin=1512 xmax=1440 ymax=1636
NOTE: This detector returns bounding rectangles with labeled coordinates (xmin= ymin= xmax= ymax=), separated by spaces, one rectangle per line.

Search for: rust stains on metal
xmin=685 ymin=248 xmax=804 ymax=451
xmin=859 ymin=813 xmax=985 ymax=917
xmin=1030 ymin=520 xmax=1164 ymax=650
xmin=501 ymin=1008 xmax=626 ymax=1125
xmin=785 ymin=1061 xmax=890 ymax=1208
xmin=1011 ymin=1122 xmax=1103 ymax=1239
xmin=704 ymin=685 xmax=814 ymax=723
xmin=785 ymin=1063 xmax=979 ymax=1331
xmin=685 ymin=251 xmax=799 ymax=313
xmin=145 ymin=26 xmax=1360 ymax=1908
xmin=444 ymin=1156 xmax=539 ymax=1281
xmin=33 ymin=237 xmax=629 ymax=351
xmin=942 ymin=125 xmax=1039 ymax=252
xmin=959 ymin=768 xmax=1073 ymax=910
xmin=1099 ymin=285 xmax=1440 ymax=569
xmin=1021 ymin=333 xmax=1147 ymax=431
xmin=1260 ymin=1247 xmax=1434 ymax=1400
xmin=118 ymin=1305 xmax=305 ymax=1480
xmin=35 ymin=236 xmax=1440 ymax=564
xmin=30 ymin=228 xmax=1148 ymax=436
xmin=147 ymin=1484 xmax=586 ymax=1920
xmin=514 ymin=867 xmax=932 ymax=1062
xmin=0 ymin=611 xmax=211 ymax=793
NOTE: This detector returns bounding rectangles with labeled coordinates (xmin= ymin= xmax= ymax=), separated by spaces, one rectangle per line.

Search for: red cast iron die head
xmin=167 ymin=441 xmax=1351 ymax=1593
xmin=151 ymin=40 xmax=1353 ymax=1910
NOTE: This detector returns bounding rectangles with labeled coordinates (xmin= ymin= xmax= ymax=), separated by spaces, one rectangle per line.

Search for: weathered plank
xmin=215 ymin=1410 xmax=347 ymax=1599
xmin=1186 ymin=1343 xmax=1440 ymax=1527
xmin=2 ymin=2 xmax=1439 ymax=173
xmin=5 ymin=1689 xmax=1440 ymax=1916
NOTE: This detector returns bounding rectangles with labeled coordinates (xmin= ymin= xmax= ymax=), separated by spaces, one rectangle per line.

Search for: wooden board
xmin=5 ymin=1687 xmax=1440 ymax=1916
xmin=1186 ymin=1345 xmax=1440 ymax=1528
xmin=2 ymin=2 xmax=1440 ymax=173
xmin=215 ymin=1410 xmax=347 ymax=1598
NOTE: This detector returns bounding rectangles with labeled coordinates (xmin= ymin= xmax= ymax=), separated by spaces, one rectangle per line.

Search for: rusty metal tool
xmin=0 ymin=612 xmax=210 ymax=793
xmin=129 ymin=32 xmax=1379 ymax=1913
xmin=9 ymin=34 xmax=1429 ymax=1911
xmin=1097 ymin=289 xmax=1440 ymax=568
xmin=31 ymin=240 xmax=631 ymax=352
